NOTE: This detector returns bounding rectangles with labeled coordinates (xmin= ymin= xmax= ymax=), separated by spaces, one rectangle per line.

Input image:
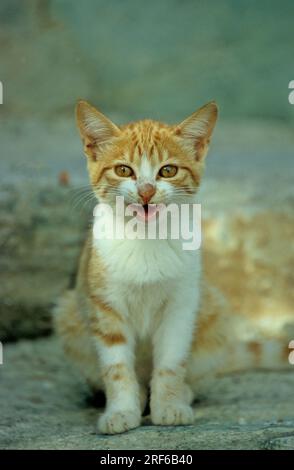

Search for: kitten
xmin=54 ymin=100 xmax=292 ymax=435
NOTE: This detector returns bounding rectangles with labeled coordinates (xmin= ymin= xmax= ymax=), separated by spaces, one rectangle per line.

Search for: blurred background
xmin=0 ymin=0 xmax=294 ymax=450
xmin=0 ymin=0 xmax=293 ymax=336
xmin=1 ymin=0 xmax=294 ymax=121
xmin=0 ymin=0 xmax=293 ymax=340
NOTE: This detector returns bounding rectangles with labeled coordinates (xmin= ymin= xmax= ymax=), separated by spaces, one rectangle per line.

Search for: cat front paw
xmin=97 ymin=409 xmax=141 ymax=435
xmin=151 ymin=402 xmax=194 ymax=426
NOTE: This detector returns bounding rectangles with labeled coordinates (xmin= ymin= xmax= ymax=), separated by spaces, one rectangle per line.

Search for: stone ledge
xmin=0 ymin=337 xmax=293 ymax=450
xmin=0 ymin=183 xmax=91 ymax=340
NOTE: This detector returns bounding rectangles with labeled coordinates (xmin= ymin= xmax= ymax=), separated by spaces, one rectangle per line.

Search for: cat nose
xmin=138 ymin=183 xmax=156 ymax=204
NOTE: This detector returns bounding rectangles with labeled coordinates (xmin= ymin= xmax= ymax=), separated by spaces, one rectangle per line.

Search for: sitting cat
xmin=54 ymin=100 xmax=292 ymax=434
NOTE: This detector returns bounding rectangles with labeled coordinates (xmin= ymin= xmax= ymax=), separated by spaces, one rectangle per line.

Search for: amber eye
xmin=158 ymin=165 xmax=178 ymax=178
xmin=115 ymin=165 xmax=134 ymax=177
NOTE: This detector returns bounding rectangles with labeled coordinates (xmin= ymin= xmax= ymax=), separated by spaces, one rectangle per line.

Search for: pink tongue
xmin=127 ymin=204 xmax=161 ymax=222
xmin=145 ymin=205 xmax=157 ymax=220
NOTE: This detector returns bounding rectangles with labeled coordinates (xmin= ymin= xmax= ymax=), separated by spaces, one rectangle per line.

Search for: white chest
xmin=93 ymin=236 xmax=201 ymax=337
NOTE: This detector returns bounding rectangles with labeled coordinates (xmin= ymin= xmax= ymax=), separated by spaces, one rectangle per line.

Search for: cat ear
xmin=175 ymin=101 xmax=218 ymax=162
xmin=76 ymin=100 xmax=121 ymax=160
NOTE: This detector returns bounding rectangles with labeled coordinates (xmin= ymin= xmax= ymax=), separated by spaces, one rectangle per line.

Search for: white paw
xmin=97 ymin=409 xmax=141 ymax=435
xmin=151 ymin=402 xmax=194 ymax=426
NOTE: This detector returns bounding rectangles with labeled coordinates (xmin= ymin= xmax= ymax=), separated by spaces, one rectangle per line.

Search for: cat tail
xmin=222 ymin=330 xmax=294 ymax=372
xmin=188 ymin=284 xmax=294 ymax=392
xmin=188 ymin=318 xmax=294 ymax=394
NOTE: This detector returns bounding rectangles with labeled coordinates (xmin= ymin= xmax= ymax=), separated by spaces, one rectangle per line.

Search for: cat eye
xmin=158 ymin=165 xmax=178 ymax=178
xmin=115 ymin=165 xmax=134 ymax=178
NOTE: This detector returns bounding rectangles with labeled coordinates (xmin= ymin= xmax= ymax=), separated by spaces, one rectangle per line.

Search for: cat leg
xmin=150 ymin=290 xmax=198 ymax=426
xmin=90 ymin=297 xmax=141 ymax=434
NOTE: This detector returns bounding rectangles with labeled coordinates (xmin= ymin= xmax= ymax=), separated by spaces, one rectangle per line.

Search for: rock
xmin=0 ymin=336 xmax=293 ymax=449
xmin=264 ymin=435 xmax=294 ymax=450
xmin=0 ymin=182 xmax=91 ymax=341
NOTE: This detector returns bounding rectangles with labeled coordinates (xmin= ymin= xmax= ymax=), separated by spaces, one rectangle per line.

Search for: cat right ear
xmin=76 ymin=100 xmax=121 ymax=160
xmin=174 ymin=101 xmax=218 ymax=162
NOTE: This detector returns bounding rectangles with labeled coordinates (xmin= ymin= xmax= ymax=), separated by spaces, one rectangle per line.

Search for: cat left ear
xmin=175 ymin=101 xmax=218 ymax=162
xmin=76 ymin=100 xmax=121 ymax=160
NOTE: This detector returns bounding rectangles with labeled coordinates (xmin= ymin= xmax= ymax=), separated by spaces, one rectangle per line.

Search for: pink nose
xmin=138 ymin=183 xmax=156 ymax=204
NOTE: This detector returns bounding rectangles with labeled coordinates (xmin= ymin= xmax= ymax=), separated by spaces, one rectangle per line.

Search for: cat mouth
xmin=127 ymin=203 xmax=165 ymax=222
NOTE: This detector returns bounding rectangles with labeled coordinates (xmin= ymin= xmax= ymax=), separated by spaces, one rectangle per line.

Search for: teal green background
xmin=0 ymin=0 xmax=293 ymax=123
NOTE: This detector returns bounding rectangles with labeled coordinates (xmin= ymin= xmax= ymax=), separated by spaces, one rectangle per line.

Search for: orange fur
xmin=54 ymin=100 xmax=293 ymax=435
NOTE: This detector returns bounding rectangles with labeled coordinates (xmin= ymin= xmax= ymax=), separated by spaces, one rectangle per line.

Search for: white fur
xmin=93 ymin=216 xmax=201 ymax=432
xmin=91 ymin=154 xmax=202 ymax=432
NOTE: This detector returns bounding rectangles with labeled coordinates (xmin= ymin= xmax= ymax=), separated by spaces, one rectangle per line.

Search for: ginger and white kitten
xmin=54 ymin=100 xmax=292 ymax=435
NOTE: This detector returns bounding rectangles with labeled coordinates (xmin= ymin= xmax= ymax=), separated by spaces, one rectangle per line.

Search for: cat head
xmin=76 ymin=100 xmax=218 ymax=214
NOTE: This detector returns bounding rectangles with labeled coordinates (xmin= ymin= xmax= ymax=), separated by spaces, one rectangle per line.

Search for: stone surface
xmin=0 ymin=336 xmax=293 ymax=450
xmin=0 ymin=182 xmax=91 ymax=340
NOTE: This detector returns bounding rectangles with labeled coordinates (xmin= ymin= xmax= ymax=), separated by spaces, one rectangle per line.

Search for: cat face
xmin=76 ymin=100 xmax=218 ymax=215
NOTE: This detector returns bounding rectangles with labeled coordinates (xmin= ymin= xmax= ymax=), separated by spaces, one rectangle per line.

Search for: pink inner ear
xmin=194 ymin=136 xmax=210 ymax=162
xmin=83 ymin=137 xmax=98 ymax=161
xmin=86 ymin=143 xmax=94 ymax=148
